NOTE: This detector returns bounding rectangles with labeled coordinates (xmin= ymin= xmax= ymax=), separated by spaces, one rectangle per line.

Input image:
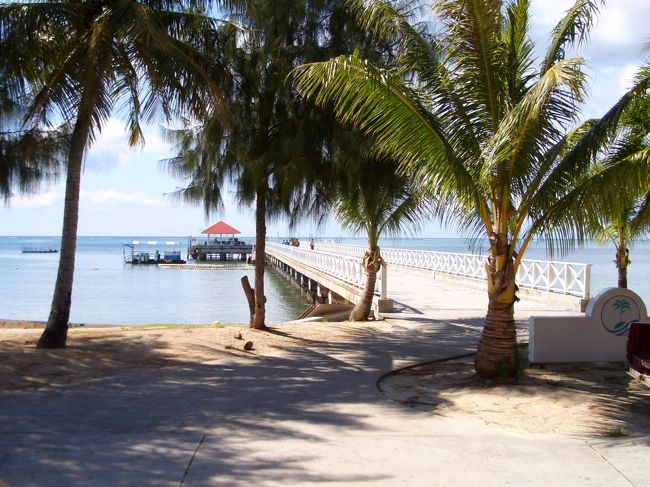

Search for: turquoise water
xmin=1 ymin=236 xmax=649 ymax=325
xmin=0 ymin=236 xmax=310 ymax=325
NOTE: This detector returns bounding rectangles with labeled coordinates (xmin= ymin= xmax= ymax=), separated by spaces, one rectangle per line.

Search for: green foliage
xmin=294 ymin=0 xmax=650 ymax=263
xmin=606 ymin=426 xmax=629 ymax=438
xmin=1 ymin=0 xmax=227 ymax=346
xmin=580 ymin=94 xmax=650 ymax=286
xmin=293 ymin=0 xmax=650 ymax=377
xmin=165 ymin=1 xmax=356 ymax=221
xmin=333 ymin=151 xmax=431 ymax=249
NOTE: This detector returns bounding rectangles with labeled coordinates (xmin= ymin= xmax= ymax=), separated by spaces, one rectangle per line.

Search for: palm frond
xmin=293 ymin=52 xmax=481 ymax=215
xmin=436 ymin=0 xmax=504 ymax=131
xmin=541 ymin=0 xmax=602 ymax=74
xmin=502 ymin=0 xmax=535 ymax=103
xmin=481 ymin=56 xmax=587 ymax=215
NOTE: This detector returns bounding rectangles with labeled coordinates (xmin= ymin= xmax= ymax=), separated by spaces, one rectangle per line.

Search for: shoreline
xmin=0 ymin=319 xmax=244 ymax=329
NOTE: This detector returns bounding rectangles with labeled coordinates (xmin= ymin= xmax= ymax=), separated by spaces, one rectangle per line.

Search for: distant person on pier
xmin=310 ymin=239 xmax=315 ymax=250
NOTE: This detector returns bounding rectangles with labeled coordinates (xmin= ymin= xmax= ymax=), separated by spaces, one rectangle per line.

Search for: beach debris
xmin=233 ymin=331 xmax=243 ymax=340
xmin=243 ymin=341 xmax=254 ymax=351
xmin=225 ymin=344 xmax=235 ymax=350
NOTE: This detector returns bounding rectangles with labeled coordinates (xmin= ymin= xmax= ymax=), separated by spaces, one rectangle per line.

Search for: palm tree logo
xmin=601 ymin=297 xmax=638 ymax=336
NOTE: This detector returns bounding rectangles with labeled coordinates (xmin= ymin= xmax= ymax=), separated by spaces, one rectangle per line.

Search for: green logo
xmin=601 ymin=297 xmax=639 ymax=336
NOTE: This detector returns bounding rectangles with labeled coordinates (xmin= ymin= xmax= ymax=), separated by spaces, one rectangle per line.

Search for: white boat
xmin=123 ymin=241 xmax=185 ymax=265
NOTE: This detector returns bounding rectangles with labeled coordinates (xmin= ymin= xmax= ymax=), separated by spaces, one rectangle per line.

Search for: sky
xmin=2 ymin=0 xmax=649 ymax=238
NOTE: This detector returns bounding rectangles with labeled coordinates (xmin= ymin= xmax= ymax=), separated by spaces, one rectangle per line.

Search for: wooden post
xmin=241 ymin=275 xmax=256 ymax=328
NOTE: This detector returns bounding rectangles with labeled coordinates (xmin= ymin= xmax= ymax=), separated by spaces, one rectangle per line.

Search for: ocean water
xmin=1 ymin=236 xmax=649 ymax=325
xmin=0 ymin=236 xmax=310 ymax=325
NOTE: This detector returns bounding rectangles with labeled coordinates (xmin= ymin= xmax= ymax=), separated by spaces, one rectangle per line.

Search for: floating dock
xmin=123 ymin=241 xmax=186 ymax=265
xmin=21 ymin=241 xmax=58 ymax=254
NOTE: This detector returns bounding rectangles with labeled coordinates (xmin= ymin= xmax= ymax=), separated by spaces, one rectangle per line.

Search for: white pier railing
xmin=266 ymin=243 xmax=386 ymax=297
xmin=305 ymin=242 xmax=591 ymax=299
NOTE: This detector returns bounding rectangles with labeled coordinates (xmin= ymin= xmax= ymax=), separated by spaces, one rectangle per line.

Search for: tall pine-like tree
xmin=167 ymin=0 xmax=386 ymax=328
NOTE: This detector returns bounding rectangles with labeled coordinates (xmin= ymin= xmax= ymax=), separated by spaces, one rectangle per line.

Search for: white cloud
xmin=80 ymin=189 xmax=164 ymax=208
xmin=617 ymin=63 xmax=642 ymax=92
xmin=530 ymin=0 xmax=574 ymax=31
xmin=9 ymin=191 xmax=62 ymax=209
xmin=85 ymin=118 xmax=173 ymax=174
xmin=590 ymin=1 xmax=650 ymax=58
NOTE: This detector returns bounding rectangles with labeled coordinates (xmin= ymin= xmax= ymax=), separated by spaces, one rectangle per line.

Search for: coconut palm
xmin=1 ymin=1 xmax=226 ymax=348
xmin=596 ymin=194 xmax=650 ymax=289
xmin=293 ymin=0 xmax=650 ymax=378
xmin=334 ymin=152 xmax=430 ymax=320
xmin=587 ymin=95 xmax=650 ymax=288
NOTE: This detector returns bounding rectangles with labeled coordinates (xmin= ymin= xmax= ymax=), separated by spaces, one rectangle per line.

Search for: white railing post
xmin=381 ymin=263 xmax=388 ymax=299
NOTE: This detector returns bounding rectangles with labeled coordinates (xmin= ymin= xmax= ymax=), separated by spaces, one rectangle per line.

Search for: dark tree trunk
xmin=37 ymin=100 xmax=94 ymax=349
xmin=349 ymin=249 xmax=381 ymax=321
xmin=241 ymin=275 xmax=256 ymax=327
xmin=615 ymin=245 xmax=629 ymax=289
xmin=475 ymin=234 xmax=519 ymax=379
xmin=252 ymin=185 xmax=267 ymax=330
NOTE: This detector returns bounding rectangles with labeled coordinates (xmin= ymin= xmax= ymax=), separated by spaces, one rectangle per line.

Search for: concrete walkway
xmin=1 ymin=273 xmax=647 ymax=486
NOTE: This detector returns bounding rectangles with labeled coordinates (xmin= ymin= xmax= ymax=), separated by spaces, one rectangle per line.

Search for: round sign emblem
xmin=600 ymin=296 xmax=640 ymax=336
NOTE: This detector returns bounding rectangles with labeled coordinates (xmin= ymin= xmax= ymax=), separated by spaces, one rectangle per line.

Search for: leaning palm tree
xmin=334 ymin=153 xmax=430 ymax=320
xmin=294 ymin=0 xmax=650 ymax=378
xmin=1 ymin=1 xmax=225 ymax=348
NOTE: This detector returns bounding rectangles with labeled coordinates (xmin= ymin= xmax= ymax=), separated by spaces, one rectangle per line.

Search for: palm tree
xmin=1 ymin=1 xmax=225 ymax=348
xmin=587 ymin=95 xmax=650 ymax=288
xmin=333 ymin=152 xmax=430 ymax=320
xmin=293 ymin=0 xmax=650 ymax=378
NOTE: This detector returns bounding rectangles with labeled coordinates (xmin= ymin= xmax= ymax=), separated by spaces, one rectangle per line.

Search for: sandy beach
xmin=2 ymin=320 xmax=649 ymax=439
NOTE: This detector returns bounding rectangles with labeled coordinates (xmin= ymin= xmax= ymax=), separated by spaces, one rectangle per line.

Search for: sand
xmin=2 ymin=321 xmax=649 ymax=438
xmin=0 ymin=321 xmax=362 ymax=393
xmin=379 ymin=355 xmax=650 ymax=438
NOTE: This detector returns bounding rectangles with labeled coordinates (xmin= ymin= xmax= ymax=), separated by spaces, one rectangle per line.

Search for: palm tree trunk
xmin=349 ymin=249 xmax=381 ymax=321
xmin=475 ymin=297 xmax=518 ymax=378
xmin=37 ymin=107 xmax=92 ymax=348
xmin=252 ymin=185 xmax=267 ymax=330
xmin=615 ymin=245 xmax=629 ymax=288
xmin=475 ymin=244 xmax=519 ymax=379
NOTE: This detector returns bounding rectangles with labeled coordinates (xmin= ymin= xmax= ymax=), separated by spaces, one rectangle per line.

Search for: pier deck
xmin=265 ymin=242 xmax=585 ymax=319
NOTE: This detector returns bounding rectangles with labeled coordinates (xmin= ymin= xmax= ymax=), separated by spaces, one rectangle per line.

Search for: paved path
xmin=1 ymin=273 xmax=647 ymax=486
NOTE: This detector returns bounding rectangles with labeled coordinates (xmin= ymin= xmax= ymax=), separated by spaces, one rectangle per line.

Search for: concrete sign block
xmin=529 ymin=287 xmax=649 ymax=363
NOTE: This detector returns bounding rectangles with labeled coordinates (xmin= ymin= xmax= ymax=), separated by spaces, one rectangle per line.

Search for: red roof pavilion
xmin=201 ymin=221 xmax=241 ymax=235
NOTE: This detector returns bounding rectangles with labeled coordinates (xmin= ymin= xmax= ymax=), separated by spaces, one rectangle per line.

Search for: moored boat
xmin=21 ymin=241 xmax=59 ymax=253
xmin=123 ymin=241 xmax=186 ymax=265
